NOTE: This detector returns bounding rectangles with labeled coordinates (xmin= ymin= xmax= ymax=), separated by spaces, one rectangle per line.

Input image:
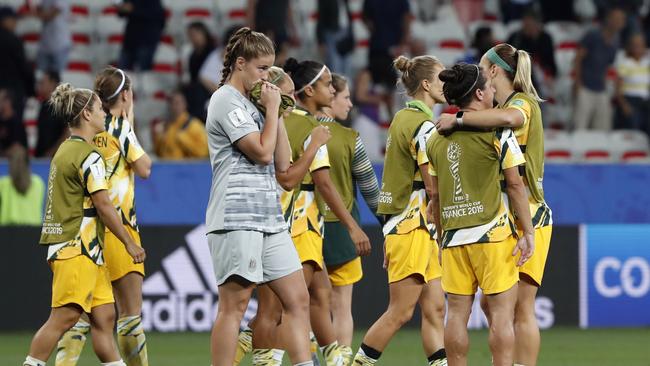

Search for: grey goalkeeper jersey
xmin=205 ymin=84 xmax=286 ymax=234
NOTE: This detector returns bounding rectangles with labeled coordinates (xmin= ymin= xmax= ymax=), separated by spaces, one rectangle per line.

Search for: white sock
xmin=272 ymin=349 xmax=285 ymax=362
xmin=101 ymin=360 xmax=127 ymax=366
xmin=23 ymin=356 xmax=46 ymax=366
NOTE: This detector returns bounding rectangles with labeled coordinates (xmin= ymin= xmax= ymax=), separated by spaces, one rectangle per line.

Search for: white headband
xmin=296 ymin=65 xmax=327 ymax=94
xmin=107 ymin=69 xmax=126 ymax=99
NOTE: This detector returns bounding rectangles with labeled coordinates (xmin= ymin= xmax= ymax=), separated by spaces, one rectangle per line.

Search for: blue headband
xmin=486 ymin=47 xmax=513 ymax=73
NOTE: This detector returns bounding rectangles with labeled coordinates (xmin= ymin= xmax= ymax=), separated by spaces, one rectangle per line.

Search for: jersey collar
xmin=69 ymin=135 xmax=86 ymax=142
xmin=406 ymin=100 xmax=434 ymax=120
xmin=499 ymin=91 xmax=518 ymax=108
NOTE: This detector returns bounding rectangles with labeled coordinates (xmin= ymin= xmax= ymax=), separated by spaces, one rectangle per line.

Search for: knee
xmin=386 ymin=304 xmax=416 ymax=327
xmin=309 ymin=287 xmax=331 ymax=308
xmin=282 ymin=287 xmax=310 ymax=317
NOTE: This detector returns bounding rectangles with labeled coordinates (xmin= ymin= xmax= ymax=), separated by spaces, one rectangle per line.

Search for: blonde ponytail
xmin=486 ymin=44 xmax=544 ymax=103
xmin=513 ymin=50 xmax=544 ymax=102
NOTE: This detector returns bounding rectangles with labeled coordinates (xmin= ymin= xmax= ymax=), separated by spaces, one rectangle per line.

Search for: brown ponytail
xmin=219 ymin=27 xmax=275 ymax=88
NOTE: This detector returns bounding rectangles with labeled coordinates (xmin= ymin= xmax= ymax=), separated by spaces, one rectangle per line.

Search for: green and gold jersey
xmin=283 ymin=108 xmax=330 ymax=237
xmin=502 ymin=92 xmax=552 ymax=228
xmin=427 ymin=127 xmax=525 ymax=248
xmin=380 ymin=101 xmax=436 ymax=236
xmin=40 ymin=136 xmax=109 ymax=264
xmin=315 ymin=117 xmax=358 ymax=222
xmin=93 ymin=114 xmax=145 ymax=231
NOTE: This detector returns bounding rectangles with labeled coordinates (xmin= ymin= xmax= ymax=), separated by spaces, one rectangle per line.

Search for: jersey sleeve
xmin=412 ymin=121 xmax=436 ymax=166
xmin=428 ymin=161 xmax=437 ymax=176
xmin=304 ymin=135 xmax=330 ymax=172
xmin=118 ymin=118 xmax=145 ymax=164
xmin=495 ymin=128 xmax=526 ymax=170
xmin=506 ymin=97 xmax=532 ymax=129
xmin=217 ymin=100 xmax=259 ymax=143
xmin=81 ymin=152 xmax=108 ymax=194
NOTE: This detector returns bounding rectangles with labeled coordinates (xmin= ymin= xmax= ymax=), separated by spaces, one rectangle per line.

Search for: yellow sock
xmin=234 ymin=327 xmax=253 ymax=365
xmin=339 ymin=345 xmax=353 ymax=366
xmin=252 ymin=348 xmax=283 ymax=366
xmin=321 ymin=342 xmax=345 ymax=366
xmin=55 ymin=320 xmax=90 ymax=366
xmin=117 ymin=315 xmax=148 ymax=366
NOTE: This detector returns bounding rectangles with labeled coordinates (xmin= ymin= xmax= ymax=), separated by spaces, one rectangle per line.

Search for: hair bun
xmin=438 ymin=67 xmax=463 ymax=84
xmin=283 ymin=57 xmax=301 ymax=74
xmin=393 ymin=55 xmax=411 ymax=72
xmin=49 ymin=83 xmax=75 ymax=117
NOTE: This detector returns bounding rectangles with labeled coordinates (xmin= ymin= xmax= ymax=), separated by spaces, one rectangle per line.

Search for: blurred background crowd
xmin=1 ymin=0 xmax=650 ymax=169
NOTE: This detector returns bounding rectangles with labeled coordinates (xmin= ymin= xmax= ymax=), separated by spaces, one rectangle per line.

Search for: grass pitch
xmin=1 ymin=327 xmax=648 ymax=365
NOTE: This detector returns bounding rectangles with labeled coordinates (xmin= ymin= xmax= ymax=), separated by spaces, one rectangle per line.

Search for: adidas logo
xmin=141 ymin=225 xmax=258 ymax=332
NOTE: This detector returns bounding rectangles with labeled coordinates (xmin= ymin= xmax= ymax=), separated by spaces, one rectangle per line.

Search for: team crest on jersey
xmin=511 ymin=99 xmax=524 ymax=107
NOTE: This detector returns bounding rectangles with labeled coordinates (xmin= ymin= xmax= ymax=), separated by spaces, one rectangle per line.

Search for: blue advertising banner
xmin=581 ymin=225 xmax=650 ymax=327
xmin=1 ymin=162 xmax=649 ymax=225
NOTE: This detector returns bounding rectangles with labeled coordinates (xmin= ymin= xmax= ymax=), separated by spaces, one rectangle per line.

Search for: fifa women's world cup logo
xmin=447 ymin=142 xmax=468 ymax=203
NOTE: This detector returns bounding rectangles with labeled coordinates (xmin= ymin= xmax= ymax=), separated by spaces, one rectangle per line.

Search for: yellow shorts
xmin=385 ymin=228 xmax=440 ymax=283
xmin=104 ymin=225 xmax=145 ymax=282
xmin=50 ymin=255 xmax=114 ymax=313
xmin=327 ymin=257 xmax=363 ymax=286
xmin=519 ymin=225 xmax=552 ymax=286
xmin=442 ymin=235 xmax=519 ymax=295
xmin=293 ymin=230 xmax=324 ymax=270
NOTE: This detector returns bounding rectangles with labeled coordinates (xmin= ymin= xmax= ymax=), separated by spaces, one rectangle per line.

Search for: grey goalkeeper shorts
xmin=207 ymin=229 xmax=302 ymax=286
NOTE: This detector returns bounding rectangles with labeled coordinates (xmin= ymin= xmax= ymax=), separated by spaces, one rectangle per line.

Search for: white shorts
xmin=208 ymin=230 xmax=302 ymax=286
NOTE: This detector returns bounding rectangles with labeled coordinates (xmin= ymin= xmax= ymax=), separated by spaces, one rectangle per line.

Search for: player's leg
xmin=514 ymin=277 xmax=539 ymax=366
xmin=55 ymin=313 xmax=91 ymax=366
xmin=419 ymin=278 xmax=447 ymax=365
xmin=330 ymin=283 xmax=354 ymax=362
xmin=266 ymin=270 xmax=312 ymax=364
xmin=88 ymin=303 xmax=124 ymax=363
xmin=419 ymin=241 xmax=447 ymax=365
xmin=251 ymin=284 xmax=285 ymax=366
xmin=514 ymin=225 xmax=551 ymax=366
xmin=25 ymin=305 xmax=84 ymax=365
xmin=212 ymin=277 xmax=256 ymax=366
xmin=444 ymin=294 xmax=473 ymax=366
xmin=309 ymin=267 xmax=345 ymax=366
xmin=353 ymin=276 xmax=424 ymax=365
xmin=113 ymin=272 xmax=148 ymax=366
xmin=485 ymin=285 xmax=518 ymax=366
xmin=263 ymin=230 xmax=313 ymax=365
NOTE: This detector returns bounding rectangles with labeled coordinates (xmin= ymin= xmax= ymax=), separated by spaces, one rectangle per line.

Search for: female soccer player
xmin=427 ymin=63 xmax=534 ymax=366
xmin=237 ymin=66 xmax=332 ymax=366
xmin=55 ymin=67 xmax=152 ymax=366
xmin=353 ymin=55 xmax=447 ymax=366
xmin=315 ymin=73 xmax=380 ymax=364
xmin=283 ymin=57 xmax=371 ymax=366
xmin=435 ymin=44 xmax=552 ymax=366
xmin=205 ymin=27 xmax=312 ymax=366
xmin=23 ymin=83 xmax=145 ymax=366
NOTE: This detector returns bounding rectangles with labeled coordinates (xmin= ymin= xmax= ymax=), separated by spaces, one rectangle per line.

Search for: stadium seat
xmin=544 ymin=130 xmax=573 ymax=162
xmin=61 ymin=70 xmax=95 ymax=89
xmin=96 ymin=6 xmax=125 ymax=38
xmin=87 ymin=0 xmax=113 ymax=15
xmin=214 ymin=0 xmax=245 ymax=36
xmin=609 ymin=130 xmax=650 ymax=161
xmin=134 ymin=96 xmax=168 ymax=154
xmin=571 ymin=130 xmax=614 ymax=162
xmin=67 ymin=45 xmax=93 ymax=70
xmin=139 ymin=70 xmax=177 ymax=100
